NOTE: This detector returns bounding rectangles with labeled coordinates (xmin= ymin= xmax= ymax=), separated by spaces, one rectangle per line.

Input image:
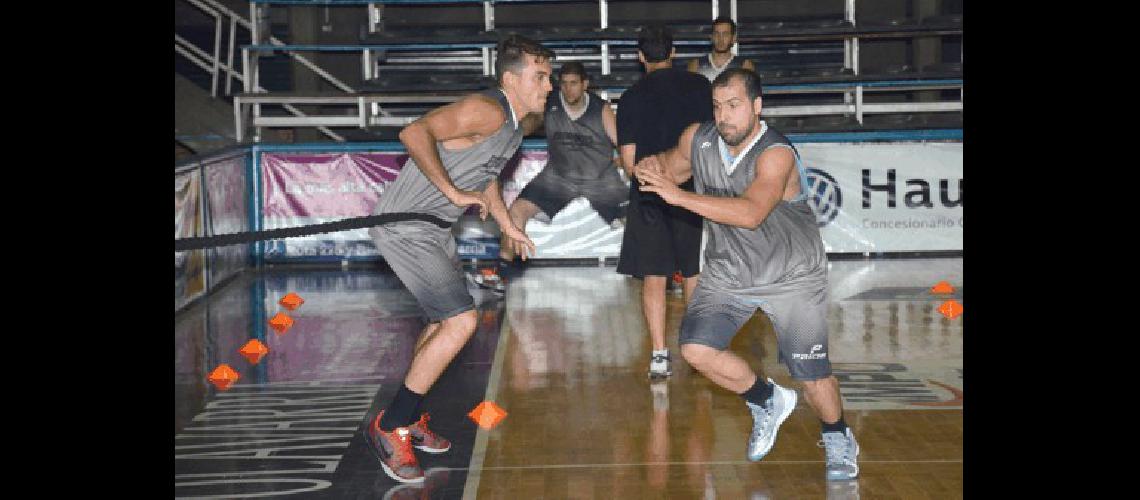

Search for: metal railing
xmin=233 ymin=0 xmax=961 ymax=141
xmin=177 ymin=0 xmax=370 ymax=142
xmin=232 ymin=78 xmax=962 ymax=137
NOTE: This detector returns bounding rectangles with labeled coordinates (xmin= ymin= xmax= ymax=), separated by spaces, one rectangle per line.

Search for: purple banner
xmin=204 ymin=155 xmax=249 ymax=287
xmin=257 ymin=149 xmax=620 ymax=261
xmin=261 ymin=152 xmax=406 ymax=261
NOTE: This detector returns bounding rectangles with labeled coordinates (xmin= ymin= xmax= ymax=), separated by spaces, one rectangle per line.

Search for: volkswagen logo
xmin=806 ymin=168 xmax=841 ymax=227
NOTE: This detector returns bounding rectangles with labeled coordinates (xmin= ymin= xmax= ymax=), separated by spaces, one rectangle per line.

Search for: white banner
xmin=797 ymin=143 xmax=962 ymax=253
xmin=500 ymin=150 xmax=626 ymax=259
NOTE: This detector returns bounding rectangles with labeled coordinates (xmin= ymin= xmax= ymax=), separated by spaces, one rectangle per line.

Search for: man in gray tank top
xmin=636 ymin=68 xmax=859 ymax=482
xmin=362 ymin=35 xmax=552 ymax=485
xmin=687 ymin=16 xmax=756 ymax=82
xmin=498 ymin=62 xmax=627 ymax=261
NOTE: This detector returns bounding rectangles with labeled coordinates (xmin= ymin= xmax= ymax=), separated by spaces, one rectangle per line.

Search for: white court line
xmin=461 ymin=313 xmax=514 ymax=499
xmin=474 ymin=459 xmax=964 ymax=469
xmin=422 ymin=458 xmax=965 ymax=475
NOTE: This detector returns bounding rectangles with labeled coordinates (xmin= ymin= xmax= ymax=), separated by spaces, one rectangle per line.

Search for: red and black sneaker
xmin=364 ymin=410 xmax=424 ymax=483
xmin=408 ymin=412 xmax=451 ymax=453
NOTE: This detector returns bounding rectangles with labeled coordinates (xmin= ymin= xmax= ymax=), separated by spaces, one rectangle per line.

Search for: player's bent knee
xmin=442 ymin=309 xmax=479 ymax=338
xmin=681 ymin=343 xmax=719 ymax=371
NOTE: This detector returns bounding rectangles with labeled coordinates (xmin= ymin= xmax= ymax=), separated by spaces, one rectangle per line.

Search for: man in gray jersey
xmin=362 ymin=35 xmax=552 ymax=484
xmin=687 ymin=16 xmax=756 ymax=82
xmin=498 ymin=62 xmax=626 ymax=263
xmin=636 ymin=68 xmax=859 ymax=482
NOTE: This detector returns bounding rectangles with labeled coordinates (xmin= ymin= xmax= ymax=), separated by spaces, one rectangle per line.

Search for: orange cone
xmin=239 ymin=339 xmax=269 ymax=365
xmin=269 ymin=312 xmax=294 ymax=335
xmin=279 ymin=292 xmax=305 ymax=311
xmin=208 ymin=364 xmax=240 ymax=391
xmin=931 ymin=281 xmax=955 ymax=294
xmin=938 ymin=300 xmax=963 ymax=319
xmin=468 ymin=401 xmax=508 ymax=430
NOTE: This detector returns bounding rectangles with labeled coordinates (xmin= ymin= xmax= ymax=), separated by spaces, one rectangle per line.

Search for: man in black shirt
xmin=616 ymin=24 xmax=713 ymax=378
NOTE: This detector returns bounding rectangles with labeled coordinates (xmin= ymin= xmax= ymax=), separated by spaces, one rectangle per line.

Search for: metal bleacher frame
xmin=230 ymin=0 xmax=962 ymax=142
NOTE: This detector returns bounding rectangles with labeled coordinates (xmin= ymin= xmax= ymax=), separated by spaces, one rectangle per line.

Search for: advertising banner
xmin=176 ymin=171 xmax=206 ymax=310
xmin=204 ymin=154 xmax=250 ymax=285
xmin=798 ymin=142 xmax=962 ymax=253
xmin=261 ymin=152 xmax=405 ymax=261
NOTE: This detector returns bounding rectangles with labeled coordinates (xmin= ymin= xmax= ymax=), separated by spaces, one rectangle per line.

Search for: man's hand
xmin=501 ymin=224 xmax=536 ymax=260
xmin=449 ymin=190 xmax=489 ymax=220
xmin=634 ymin=155 xmax=668 ymax=180
xmin=636 ymin=161 xmax=685 ymax=206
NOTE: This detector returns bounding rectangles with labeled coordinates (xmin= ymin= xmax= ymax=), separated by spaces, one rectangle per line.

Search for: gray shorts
xmin=369 ymin=221 xmax=474 ymax=323
xmin=679 ymin=285 xmax=832 ymax=381
xmin=518 ymin=168 xmax=628 ymax=224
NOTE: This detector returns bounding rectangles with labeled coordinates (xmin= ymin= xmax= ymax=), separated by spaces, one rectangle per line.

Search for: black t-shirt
xmin=617 ymin=66 xmax=714 ymax=164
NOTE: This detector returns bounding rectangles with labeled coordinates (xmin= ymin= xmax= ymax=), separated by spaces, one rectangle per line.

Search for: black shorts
xmin=615 ymin=178 xmax=702 ymax=278
xmin=517 ymin=168 xmax=629 ymax=224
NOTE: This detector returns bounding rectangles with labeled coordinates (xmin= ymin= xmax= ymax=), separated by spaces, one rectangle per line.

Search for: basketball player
xmin=362 ymin=35 xmax=552 ymax=484
xmin=496 ymin=62 xmax=627 ymax=266
xmin=636 ymin=68 xmax=859 ymax=481
xmin=688 ymin=16 xmax=756 ymax=82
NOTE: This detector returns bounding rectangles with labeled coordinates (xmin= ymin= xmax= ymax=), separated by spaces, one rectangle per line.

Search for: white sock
xmin=653 ymin=349 xmax=668 ymax=357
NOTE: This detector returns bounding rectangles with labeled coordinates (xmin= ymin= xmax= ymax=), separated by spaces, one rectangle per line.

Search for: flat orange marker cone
xmin=468 ymin=401 xmax=508 ymax=430
xmin=938 ymin=300 xmax=963 ymax=319
xmin=269 ymin=312 xmax=294 ymax=335
xmin=239 ymin=339 xmax=269 ymax=365
xmin=931 ymin=281 xmax=954 ymax=294
xmin=208 ymin=364 xmax=240 ymax=391
xmin=279 ymin=292 xmax=305 ymax=311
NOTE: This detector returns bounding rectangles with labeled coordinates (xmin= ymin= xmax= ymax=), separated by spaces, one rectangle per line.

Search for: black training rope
xmin=174 ymin=213 xmax=452 ymax=252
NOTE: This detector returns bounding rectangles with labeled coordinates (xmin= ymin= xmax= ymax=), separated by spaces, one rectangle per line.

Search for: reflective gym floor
xmin=175 ymin=257 xmax=963 ymax=499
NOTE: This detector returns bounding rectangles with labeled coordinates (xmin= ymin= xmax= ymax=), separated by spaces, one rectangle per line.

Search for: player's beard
xmin=564 ymin=93 xmax=583 ymax=106
xmin=718 ymin=119 xmax=756 ymax=147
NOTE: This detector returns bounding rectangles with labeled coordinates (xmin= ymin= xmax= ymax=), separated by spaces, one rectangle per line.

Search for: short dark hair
xmin=637 ymin=23 xmax=673 ymax=63
xmin=712 ymin=16 xmax=736 ymax=34
xmin=559 ymin=61 xmax=588 ymax=81
xmin=495 ymin=35 xmax=554 ymax=83
xmin=712 ymin=67 xmax=763 ymax=102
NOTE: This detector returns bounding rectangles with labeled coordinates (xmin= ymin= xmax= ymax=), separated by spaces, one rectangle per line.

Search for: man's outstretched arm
xmin=638 ymin=143 xmax=795 ymax=230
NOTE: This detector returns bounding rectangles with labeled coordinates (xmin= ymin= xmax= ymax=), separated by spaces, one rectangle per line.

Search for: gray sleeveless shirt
xmin=543 ymin=91 xmax=614 ymax=180
xmin=694 ymin=53 xmax=746 ymax=82
xmin=691 ymin=121 xmax=828 ymax=296
xmin=372 ymin=88 xmax=524 ymax=223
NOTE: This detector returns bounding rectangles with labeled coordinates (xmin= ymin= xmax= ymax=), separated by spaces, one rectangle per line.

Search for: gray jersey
xmin=544 ymin=91 xmax=614 ymax=181
xmin=372 ymin=88 xmax=523 ymax=223
xmin=691 ymin=121 xmax=828 ymax=296
xmin=694 ymin=53 xmax=746 ymax=82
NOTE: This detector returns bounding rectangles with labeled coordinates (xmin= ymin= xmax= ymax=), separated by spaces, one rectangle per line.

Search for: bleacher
xmin=174 ymin=0 xmax=962 ymax=145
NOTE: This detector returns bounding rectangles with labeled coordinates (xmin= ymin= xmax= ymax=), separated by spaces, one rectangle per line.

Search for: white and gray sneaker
xmin=648 ymin=351 xmax=671 ymax=378
xmin=745 ymin=379 xmax=797 ymax=461
xmin=820 ymin=428 xmax=860 ymax=481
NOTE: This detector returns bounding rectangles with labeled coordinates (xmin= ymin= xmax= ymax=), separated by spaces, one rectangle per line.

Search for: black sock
xmin=740 ymin=377 xmax=774 ymax=407
xmin=821 ymin=417 xmax=848 ymax=434
xmin=378 ymin=384 xmax=424 ymax=431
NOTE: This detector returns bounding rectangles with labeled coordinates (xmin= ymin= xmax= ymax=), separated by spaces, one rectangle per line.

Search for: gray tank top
xmin=691 ymin=121 xmax=828 ymax=296
xmin=694 ymin=53 xmax=745 ymax=82
xmin=543 ymin=91 xmax=614 ymax=180
xmin=373 ymin=88 xmax=523 ymax=223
